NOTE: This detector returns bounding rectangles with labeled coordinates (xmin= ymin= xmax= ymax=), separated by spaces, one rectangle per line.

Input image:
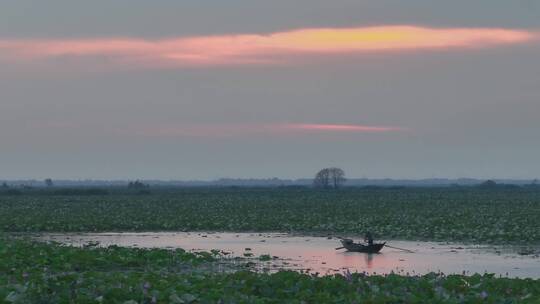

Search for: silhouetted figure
xmin=364 ymin=231 xmax=374 ymax=245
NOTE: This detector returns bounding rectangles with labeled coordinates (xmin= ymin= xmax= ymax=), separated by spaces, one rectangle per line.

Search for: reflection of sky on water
xmin=36 ymin=232 xmax=540 ymax=278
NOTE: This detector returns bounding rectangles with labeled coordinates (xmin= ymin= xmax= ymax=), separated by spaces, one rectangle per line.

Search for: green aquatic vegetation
xmin=2 ymin=188 xmax=539 ymax=302
xmin=0 ymin=237 xmax=213 ymax=276
xmin=1 ymin=187 xmax=540 ymax=244
xmin=258 ymin=254 xmax=272 ymax=261
xmin=1 ymin=238 xmax=539 ymax=303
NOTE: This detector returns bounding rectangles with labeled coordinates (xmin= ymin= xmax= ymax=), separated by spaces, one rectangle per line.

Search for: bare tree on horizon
xmin=314 ymin=167 xmax=346 ymax=189
xmin=44 ymin=178 xmax=54 ymax=187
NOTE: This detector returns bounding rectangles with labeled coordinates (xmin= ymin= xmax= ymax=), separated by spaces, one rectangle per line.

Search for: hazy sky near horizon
xmin=1 ymin=0 xmax=540 ymax=180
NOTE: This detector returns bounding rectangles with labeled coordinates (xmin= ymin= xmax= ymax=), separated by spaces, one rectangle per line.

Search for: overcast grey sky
xmin=0 ymin=1 xmax=539 ymax=180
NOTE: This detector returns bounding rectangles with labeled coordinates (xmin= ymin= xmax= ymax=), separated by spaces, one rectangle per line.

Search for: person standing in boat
xmin=364 ymin=231 xmax=374 ymax=245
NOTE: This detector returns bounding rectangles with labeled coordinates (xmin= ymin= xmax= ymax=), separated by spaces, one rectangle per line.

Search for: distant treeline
xmin=1 ymin=178 xmax=539 ymax=188
xmin=0 ymin=188 xmax=110 ymax=196
xmin=0 ymin=182 xmax=539 ymax=196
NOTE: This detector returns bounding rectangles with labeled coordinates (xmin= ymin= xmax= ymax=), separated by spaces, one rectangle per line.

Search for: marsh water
xmin=36 ymin=232 xmax=540 ymax=278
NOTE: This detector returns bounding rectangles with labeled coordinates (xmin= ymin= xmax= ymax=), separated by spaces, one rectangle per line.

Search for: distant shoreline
xmin=1 ymin=177 xmax=537 ymax=188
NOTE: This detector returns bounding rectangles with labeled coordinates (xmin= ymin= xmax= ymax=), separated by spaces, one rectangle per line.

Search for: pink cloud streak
xmin=126 ymin=123 xmax=406 ymax=138
xmin=0 ymin=25 xmax=536 ymax=67
xmin=287 ymin=124 xmax=404 ymax=132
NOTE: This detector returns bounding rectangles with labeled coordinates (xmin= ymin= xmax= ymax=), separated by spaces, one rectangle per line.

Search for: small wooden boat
xmin=339 ymin=239 xmax=386 ymax=253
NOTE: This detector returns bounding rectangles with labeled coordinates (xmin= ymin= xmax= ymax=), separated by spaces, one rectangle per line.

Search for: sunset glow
xmin=0 ymin=26 xmax=535 ymax=67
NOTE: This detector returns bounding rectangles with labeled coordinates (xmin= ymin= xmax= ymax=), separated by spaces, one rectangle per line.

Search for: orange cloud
xmin=0 ymin=26 xmax=535 ymax=67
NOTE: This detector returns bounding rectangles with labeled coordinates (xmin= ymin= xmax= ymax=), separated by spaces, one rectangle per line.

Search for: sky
xmin=1 ymin=0 xmax=539 ymax=180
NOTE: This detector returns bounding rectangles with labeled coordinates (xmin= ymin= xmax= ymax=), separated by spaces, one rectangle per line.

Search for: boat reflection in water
xmin=365 ymin=253 xmax=374 ymax=269
xmin=339 ymin=249 xmax=389 ymax=273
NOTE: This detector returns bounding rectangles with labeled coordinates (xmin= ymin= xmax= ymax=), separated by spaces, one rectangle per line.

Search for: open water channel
xmin=36 ymin=232 xmax=540 ymax=278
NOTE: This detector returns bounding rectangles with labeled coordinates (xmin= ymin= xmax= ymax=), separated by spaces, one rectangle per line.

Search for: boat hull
xmin=340 ymin=240 xmax=385 ymax=253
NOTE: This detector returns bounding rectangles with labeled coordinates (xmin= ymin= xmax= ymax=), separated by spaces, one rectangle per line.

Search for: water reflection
xmin=365 ymin=253 xmax=374 ymax=268
xmin=34 ymin=232 xmax=540 ymax=278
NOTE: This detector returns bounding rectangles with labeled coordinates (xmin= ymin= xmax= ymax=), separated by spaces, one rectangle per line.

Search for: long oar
xmin=335 ymin=246 xmax=345 ymax=250
xmin=385 ymin=244 xmax=415 ymax=253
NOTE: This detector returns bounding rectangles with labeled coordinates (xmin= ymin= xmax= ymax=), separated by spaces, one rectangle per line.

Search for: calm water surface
xmin=36 ymin=232 xmax=540 ymax=278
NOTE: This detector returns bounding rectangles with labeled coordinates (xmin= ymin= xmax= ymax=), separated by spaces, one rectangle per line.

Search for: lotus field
xmin=1 ymin=237 xmax=539 ymax=303
xmin=1 ymin=187 xmax=540 ymax=243
xmin=1 ymin=187 xmax=540 ymax=303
